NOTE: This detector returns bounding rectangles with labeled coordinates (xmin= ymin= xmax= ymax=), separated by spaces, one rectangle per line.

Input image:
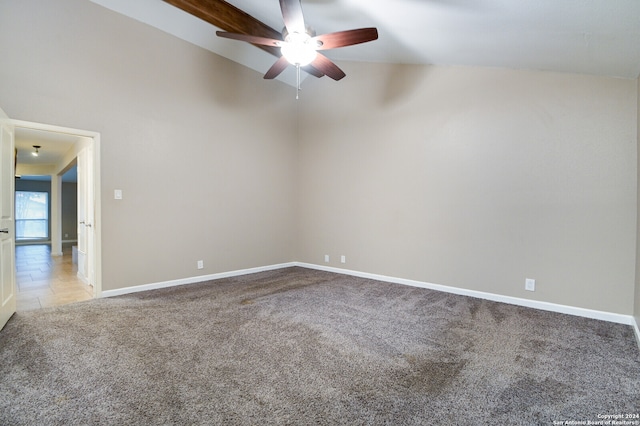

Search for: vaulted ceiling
xmin=14 ymin=0 xmax=640 ymax=173
xmin=89 ymin=0 xmax=640 ymax=86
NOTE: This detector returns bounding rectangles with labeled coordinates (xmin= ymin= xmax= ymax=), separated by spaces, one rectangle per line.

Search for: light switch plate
xmin=114 ymin=189 xmax=123 ymax=200
xmin=525 ymin=278 xmax=535 ymax=292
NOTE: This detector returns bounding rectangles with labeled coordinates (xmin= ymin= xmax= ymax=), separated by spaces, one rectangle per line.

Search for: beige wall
xmin=0 ymin=0 xmax=297 ymax=291
xmin=298 ymin=63 xmax=637 ymax=315
xmin=62 ymin=182 xmax=77 ymax=241
xmin=636 ymin=76 xmax=640 ymax=326
xmin=1 ymin=1 xmax=638 ymax=317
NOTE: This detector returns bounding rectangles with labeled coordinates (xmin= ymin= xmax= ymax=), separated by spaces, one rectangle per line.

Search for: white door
xmin=76 ymin=146 xmax=93 ymax=286
xmin=0 ymin=107 xmax=16 ymax=330
xmin=85 ymin=144 xmax=95 ymax=287
xmin=77 ymin=147 xmax=87 ymax=282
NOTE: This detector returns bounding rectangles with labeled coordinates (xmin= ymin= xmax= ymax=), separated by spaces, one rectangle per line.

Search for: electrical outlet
xmin=340 ymin=255 xmax=346 ymax=263
xmin=324 ymin=255 xmax=330 ymax=263
xmin=525 ymin=278 xmax=535 ymax=292
xmin=197 ymin=260 xmax=204 ymax=270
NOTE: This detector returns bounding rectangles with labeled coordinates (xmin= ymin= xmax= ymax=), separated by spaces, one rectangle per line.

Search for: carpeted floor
xmin=0 ymin=267 xmax=638 ymax=425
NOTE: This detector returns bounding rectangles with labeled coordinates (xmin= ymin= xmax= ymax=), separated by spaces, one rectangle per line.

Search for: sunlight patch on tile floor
xmin=15 ymin=244 xmax=93 ymax=311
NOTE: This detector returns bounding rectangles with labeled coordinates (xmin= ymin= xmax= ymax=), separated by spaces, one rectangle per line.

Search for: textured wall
xmin=61 ymin=182 xmax=77 ymax=241
xmin=1 ymin=0 xmax=637 ymax=317
xmin=635 ymin=76 xmax=640 ymax=327
xmin=0 ymin=0 xmax=297 ymax=291
xmin=298 ymin=63 xmax=637 ymax=315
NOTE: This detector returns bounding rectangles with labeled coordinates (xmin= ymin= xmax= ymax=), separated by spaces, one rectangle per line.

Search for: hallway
xmin=15 ymin=244 xmax=93 ymax=311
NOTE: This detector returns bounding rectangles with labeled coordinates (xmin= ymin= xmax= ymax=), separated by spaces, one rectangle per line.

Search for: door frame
xmin=12 ymin=120 xmax=102 ymax=298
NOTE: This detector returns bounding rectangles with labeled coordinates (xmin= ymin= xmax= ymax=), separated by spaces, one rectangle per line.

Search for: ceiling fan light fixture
xmin=280 ymin=31 xmax=317 ymax=66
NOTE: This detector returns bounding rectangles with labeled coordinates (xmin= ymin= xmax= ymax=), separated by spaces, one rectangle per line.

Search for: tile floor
xmin=15 ymin=243 xmax=93 ymax=311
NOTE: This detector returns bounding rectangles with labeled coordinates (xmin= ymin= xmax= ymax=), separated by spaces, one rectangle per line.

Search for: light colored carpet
xmin=1 ymin=267 xmax=638 ymax=425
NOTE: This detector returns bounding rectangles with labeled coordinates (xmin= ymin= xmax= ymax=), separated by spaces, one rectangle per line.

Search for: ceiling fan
xmin=163 ymin=0 xmax=378 ymax=98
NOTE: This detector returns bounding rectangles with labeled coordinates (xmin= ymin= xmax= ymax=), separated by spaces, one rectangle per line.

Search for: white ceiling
xmin=15 ymin=128 xmax=77 ymax=166
xmin=90 ymin=0 xmax=640 ymax=84
xmin=14 ymin=128 xmax=80 ymax=182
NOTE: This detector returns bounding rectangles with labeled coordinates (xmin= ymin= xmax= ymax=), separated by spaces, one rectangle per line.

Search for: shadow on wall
xmin=202 ymin=54 xmax=256 ymax=108
xmin=202 ymin=50 xmax=296 ymax=109
xmin=380 ymin=64 xmax=434 ymax=106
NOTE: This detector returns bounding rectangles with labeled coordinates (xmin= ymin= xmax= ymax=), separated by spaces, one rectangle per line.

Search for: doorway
xmin=12 ymin=120 xmax=101 ymax=310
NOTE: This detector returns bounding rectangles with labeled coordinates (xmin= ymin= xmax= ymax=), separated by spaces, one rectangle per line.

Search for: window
xmin=15 ymin=191 xmax=49 ymax=240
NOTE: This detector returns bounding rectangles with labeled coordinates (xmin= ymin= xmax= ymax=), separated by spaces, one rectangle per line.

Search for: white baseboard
xmin=101 ymin=261 xmax=639 ymax=335
xmin=100 ymin=262 xmax=297 ymax=298
xmin=77 ymin=272 xmax=90 ymax=286
xmin=295 ymin=262 xmax=637 ymax=327
xmin=633 ymin=318 xmax=640 ymax=350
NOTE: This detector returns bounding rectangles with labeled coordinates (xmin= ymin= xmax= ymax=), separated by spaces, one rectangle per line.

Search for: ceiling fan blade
xmin=302 ymin=65 xmax=324 ymax=78
xmin=312 ymin=28 xmax=379 ymax=50
xmin=216 ymin=31 xmax=282 ymax=47
xmin=309 ymin=53 xmax=346 ymax=81
xmin=264 ymin=56 xmax=290 ymax=79
xmin=280 ymin=0 xmax=306 ymax=34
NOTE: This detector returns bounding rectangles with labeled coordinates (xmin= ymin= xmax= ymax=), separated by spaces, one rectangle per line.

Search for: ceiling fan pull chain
xmin=296 ymin=64 xmax=301 ymax=99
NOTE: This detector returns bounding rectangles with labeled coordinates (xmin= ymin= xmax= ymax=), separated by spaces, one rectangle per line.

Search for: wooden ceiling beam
xmin=163 ymin=0 xmax=282 ymax=56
